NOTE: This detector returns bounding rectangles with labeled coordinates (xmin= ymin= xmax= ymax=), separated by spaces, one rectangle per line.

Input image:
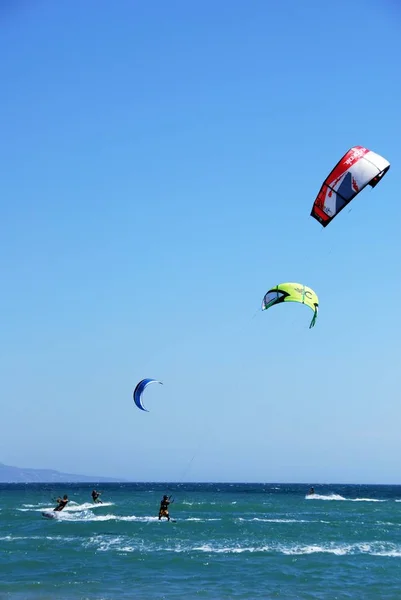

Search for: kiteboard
xmin=42 ymin=511 xmax=57 ymax=519
xmin=159 ymin=518 xmax=176 ymax=523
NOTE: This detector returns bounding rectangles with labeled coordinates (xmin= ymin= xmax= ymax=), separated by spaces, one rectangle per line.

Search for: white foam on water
xmin=306 ymin=494 xmax=387 ymax=502
xmin=192 ymin=541 xmax=401 ymax=557
xmin=73 ymin=535 xmax=401 ymax=558
xmin=238 ymin=517 xmax=308 ymax=523
xmin=186 ymin=517 xmax=221 ymax=522
xmin=18 ymin=501 xmax=114 ymax=513
xmin=351 ymin=498 xmax=386 ymax=502
xmin=0 ymin=534 xmax=78 ymax=542
xmin=306 ymin=493 xmax=346 ymax=501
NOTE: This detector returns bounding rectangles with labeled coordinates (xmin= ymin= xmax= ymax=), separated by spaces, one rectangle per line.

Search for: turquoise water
xmin=1 ymin=483 xmax=401 ymax=599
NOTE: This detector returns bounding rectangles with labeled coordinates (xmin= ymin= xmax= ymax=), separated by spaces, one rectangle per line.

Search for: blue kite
xmin=133 ymin=378 xmax=163 ymax=412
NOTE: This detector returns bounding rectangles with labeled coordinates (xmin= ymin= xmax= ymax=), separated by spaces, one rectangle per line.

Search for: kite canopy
xmin=262 ymin=282 xmax=319 ymax=328
xmin=133 ymin=378 xmax=163 ymax=412
xmin=310 ymin=146 xmax=390 ymax=227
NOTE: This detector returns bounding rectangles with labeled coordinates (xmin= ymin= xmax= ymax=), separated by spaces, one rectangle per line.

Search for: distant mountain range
xmin=0 ymin=462 xmax=124 ymax=483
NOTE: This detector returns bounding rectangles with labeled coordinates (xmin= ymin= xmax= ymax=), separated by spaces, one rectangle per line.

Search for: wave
xmin=352 ymin=498 xmax=386 ymax=502
xmin=18 ymin=501 xmax=114 ymax=513
xmin=237 ymin=517 xmax=331 ymax=524
xmin=0 ymin=534 xmax=77 ymax=542
xmin=185 ymin=517 xmax=221 ymax=522
xmin=306 ymin=494 xmax=386 ymax=502
xmin=39 ymin=512 xmax=160 ymax=523
xmin=181 ymin=501 xmax=217 ymax=506
xmin=42 ymin=513 xmax=220 ymax=523
xmin=63 ymin=502 xmax=114 ymax=512
xmin=80 ymin=536 xmax=401 ymax=558
xmin=306 ymin=493 xmax=346 ymax=501
xmin=238 ymin=517 xmax=308 ymax=523
xmin=3 ymin=530 xmax=401 ymax=558
xmin=191 ymin=541 xmax=401 ymax=557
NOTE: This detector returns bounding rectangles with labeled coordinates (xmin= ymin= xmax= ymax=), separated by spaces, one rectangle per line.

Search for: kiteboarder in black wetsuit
xmin=158 ymin=495 xmax=172 ymax=521
xmin=54 ymin=495 xmax=69 ymax=512
xmin=91 ymin=490 xmax=103 ymax=503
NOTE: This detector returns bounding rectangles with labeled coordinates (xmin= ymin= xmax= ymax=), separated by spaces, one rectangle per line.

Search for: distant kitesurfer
xmin=54 ymin=494 xmax=69 ymax=512
xmin=91 ymin=490 xmax=103 ymax=503
xmin=158 ymin=495 xmax=172 ymax=521
xmin=308 ymin=487 xmax=315 ymax=496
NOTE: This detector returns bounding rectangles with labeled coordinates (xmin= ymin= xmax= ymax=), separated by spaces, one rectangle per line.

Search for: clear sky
xmin=1 ymin=0 xmax=400 ymax=484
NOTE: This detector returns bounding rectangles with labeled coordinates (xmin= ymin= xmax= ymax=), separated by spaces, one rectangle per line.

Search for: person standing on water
xmin=91 ymin=490 xmax=103 ymax=503
xmin=158 ymin=495 xmax=173 ymax=521
xmin=54 ymin=495 xmax=69 ymax=512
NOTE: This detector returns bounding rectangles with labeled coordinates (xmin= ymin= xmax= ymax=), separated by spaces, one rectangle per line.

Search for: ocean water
xmin=1 ymin=482 xmax=401 ymax=599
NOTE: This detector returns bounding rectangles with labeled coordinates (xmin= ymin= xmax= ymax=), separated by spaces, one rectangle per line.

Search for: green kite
xmin=262 ymin=282 xmax=319 ymax=328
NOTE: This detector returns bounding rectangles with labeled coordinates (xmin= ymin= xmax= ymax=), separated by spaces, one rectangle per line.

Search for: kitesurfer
xmin=91 ymin=489 xmax=103 ymax=503
xmin=308 ymin=487 xmax=315 ymax=496
xmin=158 ymin=495 xmax=172 ymax=521
xmin=54 ymin=494 xmax=69 ymax=512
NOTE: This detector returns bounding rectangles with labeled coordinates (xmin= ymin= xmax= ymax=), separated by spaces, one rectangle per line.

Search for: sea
xmin=1 ymin=482 xmax=401 ymax=599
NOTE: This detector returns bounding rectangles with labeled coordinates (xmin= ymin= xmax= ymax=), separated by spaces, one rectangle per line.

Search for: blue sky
xmin=1 ymin=0 xmax=400 ymax=484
